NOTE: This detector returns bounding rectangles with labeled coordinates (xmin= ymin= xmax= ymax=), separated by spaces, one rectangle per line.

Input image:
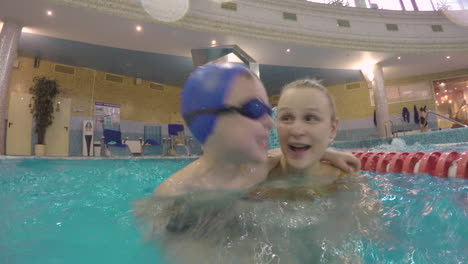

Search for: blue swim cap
xmin=181 ymin=62 xmax=253 ymax=144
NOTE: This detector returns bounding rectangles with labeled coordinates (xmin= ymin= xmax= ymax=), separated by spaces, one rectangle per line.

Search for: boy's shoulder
xmin=154 ymin=161 xmax=200 ymax=196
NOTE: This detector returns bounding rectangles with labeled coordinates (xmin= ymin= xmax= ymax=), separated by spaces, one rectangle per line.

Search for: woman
xmin=265 ymin=79 xmax=343 ymax=191
xmin=246 ymin=79 xmax=380 ymax=263
xmin=419 ymin=105 xmax=429 ymax=132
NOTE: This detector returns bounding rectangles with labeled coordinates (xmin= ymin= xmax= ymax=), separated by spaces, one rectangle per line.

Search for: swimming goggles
xmin=184 ymin=98 xmax=272 ymax=125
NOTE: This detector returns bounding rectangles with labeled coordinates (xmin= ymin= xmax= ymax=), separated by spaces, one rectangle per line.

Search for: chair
xmin=168 ymin=124 xmax=189 ymax=156
xmin=101 ymin=124 xmax=132 ymax=157
xmin=142 ymin=125 xmax=163 ymax=156
xmin=185 ymin=136 xmax=202 ymax=155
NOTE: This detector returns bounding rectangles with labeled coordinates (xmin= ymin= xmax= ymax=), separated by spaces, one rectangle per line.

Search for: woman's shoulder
xmin=318 ymin=162 xmax=346 ymax=177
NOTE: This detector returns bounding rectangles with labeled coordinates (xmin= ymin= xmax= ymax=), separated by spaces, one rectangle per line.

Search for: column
xmin=0 ymin=22 xmax=23 ymax=155
xmin=362 ymin=63 xmax=391 ymax=138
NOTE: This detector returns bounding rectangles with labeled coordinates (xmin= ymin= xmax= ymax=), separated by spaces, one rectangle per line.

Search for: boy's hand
xmin=321 ymin=149 xmax=361 ymax=173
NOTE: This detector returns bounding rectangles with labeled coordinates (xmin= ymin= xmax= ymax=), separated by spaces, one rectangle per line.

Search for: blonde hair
xmin=280 ymin=79 xmax=337 ymax=121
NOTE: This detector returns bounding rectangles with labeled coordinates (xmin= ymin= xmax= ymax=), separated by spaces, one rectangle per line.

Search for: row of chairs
xmin=100 ymin=124 xmax=202 ymax=157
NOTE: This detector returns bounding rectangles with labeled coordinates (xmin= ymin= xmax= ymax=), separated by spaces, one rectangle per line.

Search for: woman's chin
xmin=285 ymin=158 xmax=310 ymax=171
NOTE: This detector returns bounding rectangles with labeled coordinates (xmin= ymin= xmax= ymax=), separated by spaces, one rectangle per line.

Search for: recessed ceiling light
xmin=21 ymin=27 xmax=33 ymax=33
xmin=136 ymin=25 xmax=142 ymax=32
xmin=436 ymin=92 xmax=439 ymax=95
xmin=448 ymin=100 xmax=452 ymax=103
xmin=46 ymin=10 xmax=53 ymax=16
xmin=446 ymin=56 xmax=451 ymax=59
xmin=211 ymin=40 xmax=217 ymax=45
xmin=286 ymin=48 xmax=291 ymax=52
xmin=397 ymin=56 xmax=401 ymax=60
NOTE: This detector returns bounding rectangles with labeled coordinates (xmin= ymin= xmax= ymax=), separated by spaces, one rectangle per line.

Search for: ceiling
xmin=1 ymin=0 xmax=468 ymax=94
xmin=16 ymin=32 xmax=364 ymax=94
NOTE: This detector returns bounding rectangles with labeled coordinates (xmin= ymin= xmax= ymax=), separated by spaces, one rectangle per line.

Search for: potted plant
xmin=29 ymin=77 xmax=60 ymax=156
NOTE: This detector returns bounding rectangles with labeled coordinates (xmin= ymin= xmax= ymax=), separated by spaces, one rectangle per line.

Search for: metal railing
xmin=427 ymin=111 xmax=468 ymax=127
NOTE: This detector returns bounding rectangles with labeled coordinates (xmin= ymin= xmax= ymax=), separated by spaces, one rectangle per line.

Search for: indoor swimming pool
xmin=0 ymin=150 xmax=466 ymax=263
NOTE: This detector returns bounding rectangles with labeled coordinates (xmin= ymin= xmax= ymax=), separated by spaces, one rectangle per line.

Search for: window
xmin=370 ymin=81 xmax=432 ymax=106
xmin=432 ymin=76 xmax=468 ymax=120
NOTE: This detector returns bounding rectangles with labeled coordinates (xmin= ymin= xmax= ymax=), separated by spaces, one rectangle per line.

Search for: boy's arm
xmin=267 ymin=148 xmax=360 ymax=174
xmin=321 ymin=149 xmax=361 ymax=173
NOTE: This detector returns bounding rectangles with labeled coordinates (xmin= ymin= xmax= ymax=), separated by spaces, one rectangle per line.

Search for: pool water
xmin=0 ymin=158 xmax=193 ymax=264
xmin=366 ymin=139 xmax=468 ymax=153
xmin=0 ymin=157 xmax=467 ymax=264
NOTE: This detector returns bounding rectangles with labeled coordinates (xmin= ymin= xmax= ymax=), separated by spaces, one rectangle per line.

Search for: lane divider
xmin=353 ymin=151 xmax=468 ymax=179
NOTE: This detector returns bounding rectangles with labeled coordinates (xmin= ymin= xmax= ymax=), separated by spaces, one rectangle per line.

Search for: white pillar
xmin=362 ymin=63 xmax=391 ymax=138
xmin=0 ymin=22 xmax=23 ymax=155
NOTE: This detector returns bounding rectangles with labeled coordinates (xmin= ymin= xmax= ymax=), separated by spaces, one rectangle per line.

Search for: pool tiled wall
xmin=334 ymin=114 xmax=437 ymax=142
xmin=332 ymin=127 xmax=468 ymax=150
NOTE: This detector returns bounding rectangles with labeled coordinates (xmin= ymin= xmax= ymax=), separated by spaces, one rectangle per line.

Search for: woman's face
xmin=276 ymin=87 xmax=337 ymax=171
xmin=209 ymin=74 xmax=274 ymax=163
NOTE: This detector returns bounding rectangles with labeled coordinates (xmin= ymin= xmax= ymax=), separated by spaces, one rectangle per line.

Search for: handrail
xmin=427 ymin=111 xmax=468 ymax=127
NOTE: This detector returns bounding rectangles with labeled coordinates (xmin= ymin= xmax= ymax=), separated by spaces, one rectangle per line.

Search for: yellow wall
xmin=327 ymin=82 xmax=373 ymax=121
xmin=8 ymin=57 xmax=183 ymax=124
xmin=270 ymin=68 xmax=468 ymax=123
xmin=11 ymin=56 xmax=468 ymax=126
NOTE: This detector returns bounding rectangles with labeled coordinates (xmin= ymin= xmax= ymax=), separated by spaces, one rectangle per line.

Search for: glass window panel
xmin=386 ymin=82 xmax=432 ymax=104
xmin=372 ymin=0 xmax=403 ymax=10
xmin=432 ymin=76 xmax=468 ymax=124
xmin=398 ymin=82 xmax=431 ymax=100
xmin=305 ymin=0 xmax=465 ymax=10
xmin=416 ymin=0 xmax=437 ymax=11
xmin=306 ymin=0 xmax=356 ymax=7
xmin=386 ymin=85 xmax=401 ymax=103
xmin=402 ymin=0 xmax=415 ymax=10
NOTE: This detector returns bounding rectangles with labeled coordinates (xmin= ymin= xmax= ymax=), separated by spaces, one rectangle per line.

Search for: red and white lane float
xmin=376 ymin=152 xmax=397 ymax=173
xmin=402 ymin=152 xmax=424 ymax=174
xmin=353 ymin=151 xmax=468 ymax=179
xmin=418 ymin=152 xmax=442 ymax=176
xmin=388 ymin=152 xmax=410 ymax=173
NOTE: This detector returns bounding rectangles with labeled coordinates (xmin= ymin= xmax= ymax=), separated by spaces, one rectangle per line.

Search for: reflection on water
xmin=135 ymin=173 xmax=382 ymax=264
xmin=0 ymin=158 xmax=467 ymax=264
